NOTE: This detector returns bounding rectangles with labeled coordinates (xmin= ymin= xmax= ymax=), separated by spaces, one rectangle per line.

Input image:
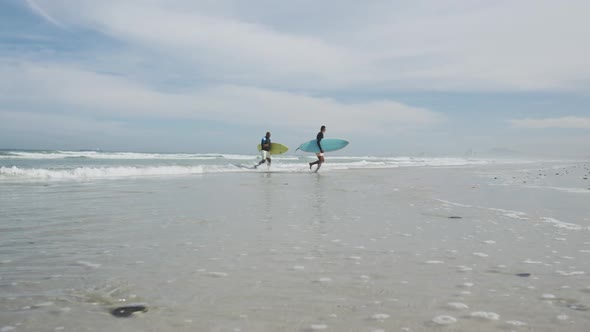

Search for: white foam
xmin=310 ymin=324 xmax=328 ymax=330
xmin=506 ymin=320 xmax=527 ymax=326
xmin=525 ymin=185 xmax=590 ymax=194
xmin=470 ymin=311 xmax=500 ymax=320
xmin=0 ymin=157 xmax=502 ymax=181
xmin=33 ymin=302 xmax=54 ymax=307
xmin=540 ymin=217 xmax=585 ymax=231
xmin=488 ymin=208 xmax=529 ymax=220
xmin=0 ymin=165 xmax=211 ymax=179
xmin=432 ymin=315 xmax=457 ymax=325
xmin=425 ymin=260 xmax=445 ymax=264
xmin=0 ymin=151 xmax=252 ymax=160
xmin=207 ymin=272 xmax=228 ymax=278
xmin=436 ymin=199 xmax=473 ymax=208
xmin=371 ymin=313 xmax=390 ymax=320
xmin=457 ymin=266 xmax=473 ymax=272
xmin=473 ymin=252 xmax=489 ymax=258
xmin=76 ymin=261 xmax=101 ymax=269
xmin=325 ymin=156 xmax=490 ymax=166
xmin=504 ymin=213 xmax=530 ymax=220
xmin=447 ymin=302 xmax=469 ymax=310
xmin=221 ymin=154 xmax=258 ymax=160
xmin=556 ymin=271 xmax=584 ymax=276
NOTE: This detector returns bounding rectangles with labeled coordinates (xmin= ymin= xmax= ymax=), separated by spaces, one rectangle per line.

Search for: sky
xmin=1 ymin=0 xmax=589 ymax=157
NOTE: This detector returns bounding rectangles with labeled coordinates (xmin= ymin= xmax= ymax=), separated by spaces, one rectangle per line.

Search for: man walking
xmin=255 ymin=131 xmax=272 ymax=168
xmin=309 ymin=125 xmax=326 ymax=172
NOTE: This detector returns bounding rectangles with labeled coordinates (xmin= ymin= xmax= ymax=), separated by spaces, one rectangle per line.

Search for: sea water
xmin=0 ymin=150 xmax=494 ymax=180
xmin=1 ymin=150 xmax=589 ymax=331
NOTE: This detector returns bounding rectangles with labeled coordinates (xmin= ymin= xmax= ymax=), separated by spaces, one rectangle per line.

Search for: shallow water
xmin=1 ymin=161 xmax=589 ymax=331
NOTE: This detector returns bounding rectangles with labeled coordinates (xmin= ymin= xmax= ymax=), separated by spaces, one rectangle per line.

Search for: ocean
xmin=1 ymin=150 xmax=589 ymax=331
xmin=0 ymin=150 xmax=492 ymax=180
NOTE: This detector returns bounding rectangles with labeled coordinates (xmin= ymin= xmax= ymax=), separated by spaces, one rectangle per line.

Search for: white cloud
xmin=0 ymin=110 xmax=126 ymax=136
xmin=25 ymin=0 xmax=65 ymax=28
xmin=0 ymin=61 xmax=444 ymax=135
xmin=509 ymin=117 xmax=590 ymax=129
xmin=10 ymin=1 xmax=590 ymax=156
xmin=23 ymin=0 xmax=590 ymax=92
xmin=22 ymin=1 xmax=373 ymax=89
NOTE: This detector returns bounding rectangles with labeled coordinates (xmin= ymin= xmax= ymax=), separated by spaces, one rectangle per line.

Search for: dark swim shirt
xmin=316 ymin=131 xmax=324 ymax=151
xmin=261 ymin=137 xmax=271 ymax=151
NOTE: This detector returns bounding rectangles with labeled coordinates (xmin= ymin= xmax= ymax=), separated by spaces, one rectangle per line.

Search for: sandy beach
xmin=1 ymin=160 xmax=589 ymax=331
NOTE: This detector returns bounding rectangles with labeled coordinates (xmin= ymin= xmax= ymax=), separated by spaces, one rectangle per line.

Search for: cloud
xmin=509 ymin=117 xmax=590 ymax=129
xmin=19 ymin=0 xmax=373 ymax=90
xmin=0 ymin=110 xmax=126 ymax=136
xmin=25 ymin=0 xmax=65 ymax=28
xmin=0 ymin=61 xmax=444 ymax=135
xmin=9 ymin=1 xmax=590 ymax=156
xmin=22 ymin=0 xmax=590 ymax=92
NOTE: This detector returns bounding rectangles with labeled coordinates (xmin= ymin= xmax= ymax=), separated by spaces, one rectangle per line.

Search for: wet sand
xmin=1 ymin=161 xmax=589 ymax=331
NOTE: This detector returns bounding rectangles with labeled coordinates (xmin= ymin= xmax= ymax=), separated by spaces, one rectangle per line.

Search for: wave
xmin=0 ymin=165 xmax=211 ymax=179
xmin=1 ymin=158 xmax=493 ymax=180
xmin=325 ymin=157 xmax=491 ymax=167
xmin=0 ymin=150 xmax=256 ymax=160
xmin=524 ymin=185 xmax=590 ymax=194
xmin=0 ymin=150 xmax=514 ymax=168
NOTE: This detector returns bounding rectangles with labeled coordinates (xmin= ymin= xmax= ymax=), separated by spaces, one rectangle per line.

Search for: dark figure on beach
xmin=309 ymin=125 xmax=326 ymax=172
xmin=255 ymin=132 xmax=271 ymax=168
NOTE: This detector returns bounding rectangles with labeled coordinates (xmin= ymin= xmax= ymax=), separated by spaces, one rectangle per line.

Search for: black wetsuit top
xmin=261 ymin=137 xmax=271 ymax=151
xmin=316 ymin=132 xmax=324 ymax=152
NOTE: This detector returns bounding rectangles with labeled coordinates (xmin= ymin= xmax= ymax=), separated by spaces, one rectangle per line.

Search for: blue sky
xmin=1 ymin=0 xmax=589 ymax=157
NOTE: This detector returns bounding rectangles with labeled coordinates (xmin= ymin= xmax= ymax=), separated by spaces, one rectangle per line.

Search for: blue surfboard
xmin=297 ymin=138 xmax=349 ymax=153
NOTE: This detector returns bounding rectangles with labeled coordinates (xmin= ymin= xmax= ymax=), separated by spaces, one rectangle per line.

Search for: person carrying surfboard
xmin=309 ymin=125 xmax=326 ymax=171
xmin=255 ymin=132 xmax=272 ymax=168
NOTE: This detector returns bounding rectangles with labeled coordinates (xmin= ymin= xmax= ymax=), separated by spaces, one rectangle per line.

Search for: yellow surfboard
xmin=257 ymin=142 xmax=289 ymax=155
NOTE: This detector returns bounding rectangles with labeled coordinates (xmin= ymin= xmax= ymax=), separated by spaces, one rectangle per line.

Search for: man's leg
xmin=315 ymin=155 xmax=325 ymax=171
xmin=256 ymin=151 xmax=269 ymax=168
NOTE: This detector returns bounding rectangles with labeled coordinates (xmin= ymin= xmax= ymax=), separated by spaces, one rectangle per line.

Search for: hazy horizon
xmin=2 ymin=147 xmax=586 ymax=160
